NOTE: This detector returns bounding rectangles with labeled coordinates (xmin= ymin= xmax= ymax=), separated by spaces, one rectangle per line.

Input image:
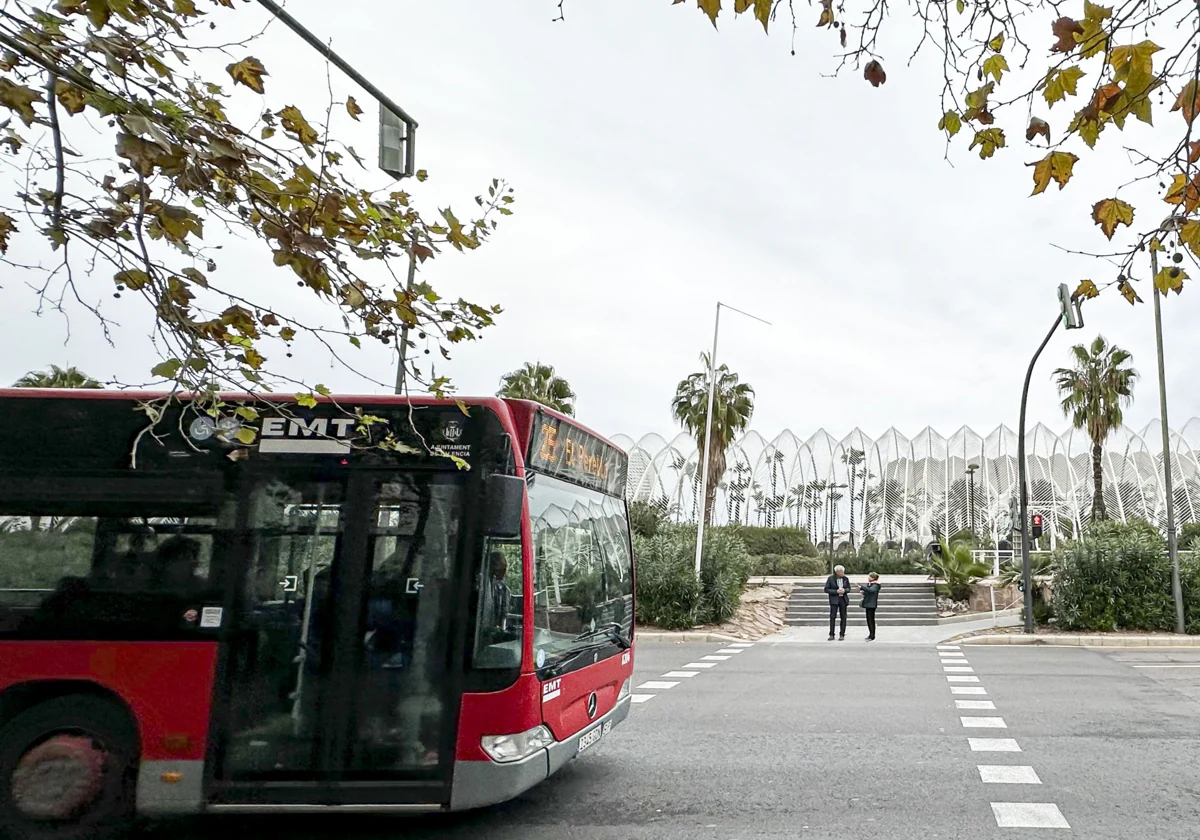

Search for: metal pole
xmin=827 ymin=488 xmax=834 ymax=572
xmin=254 ymin=0 xmax=417 ymax=174
xmin=694 ymin=303 xmax=721 ymax=580
xmin=394 ymin=232 xmax=419 ymax=395
xmin=1019 ymin=314 xmax=1063 ymax=634
xmin=1151 ymin=248 xmax=1186 ymax=634
xmin=967 ymin=466 xmax=977 ymax=535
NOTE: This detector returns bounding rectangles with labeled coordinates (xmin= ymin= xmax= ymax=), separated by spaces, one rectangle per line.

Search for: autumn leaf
xmin=938 ymin=111 xmax=963 ymax=137
xmin=1051 ymin=17 xmax=1083 ymax=52
xmin=1172 ymin=80 xmax=1200 ymax=125
xmin=982 ymin=54 xmax=1009 ymax=83
xmin=235 ymin=427 xmax=258 ymax=446
xmin=296 ymin=392 xmax=319 ymax=409
xmin=956 ymin=0 xmax=965 ymax=11
xmin=0 ymin=212 xmax=14 ymax=253
xmin=226 ymin=57 xmax=268 ymax=94
xmin=1154 ymin=265 xmax=1187 ymax=296
xmin=1029 ymin=151 xmax=1077 ymax=195
xmin=1074 ymin=279 xmax=1100 ymax=299
xmin=0 ymin=79 xmax=42 ymax=125
xmin=412 ymin=243 xmax=435 ymax=263
xmin=817 ymin=0 xmax=833 ymax=26
xmin=54 ymin=80 xmax=87 ymax=115
xmin=1118 ymin=279 xmax=1142 ymax=305
xmin=278 ymin=105 xmax=318 ymax=146
xmin=1164 ymin=173 xmax=1200 ymax=214
xmin=1076 ymin=18 xmax=1109 ymax=59
xmin=988 ymin=33 xmax=1004 ymax=52
xmin=1180 ymin=220 xmax=1200 ymax=256
xmin=151 ymin=359 xmax=182 ymax=379
xmin=346 ymin=96 xmax=363 ymax=121
xmin=698 ymin=0 xmax=720 ymax=26
xmin=1091 ymin=197 xmax=1134 ymax=239
xmin=969 ymin=127 xmax=1005 ymax=159
xmin=863 ymin=60 xmax=886 ymax=87
xmin=1043 ymin=67 xmax=1085 ymax=107
xmin=1026 ymin=117 xmax=1050 ymax=142
xmin=734 ymin=0 xmax=770 ymax=31
xmin=114 ymin=269 xmax=151 ymax=290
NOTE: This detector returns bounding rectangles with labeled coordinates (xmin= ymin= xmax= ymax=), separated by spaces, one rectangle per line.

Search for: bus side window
xmin=469 ymin=540 xmax=522 ymax=669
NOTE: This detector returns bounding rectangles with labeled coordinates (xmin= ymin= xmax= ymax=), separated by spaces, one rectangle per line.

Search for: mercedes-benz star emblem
xmin=586 ymin=692 xmax=598 ymax=719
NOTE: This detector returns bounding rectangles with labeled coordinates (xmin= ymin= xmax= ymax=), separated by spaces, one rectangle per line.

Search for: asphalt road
xmin=141 ymin=641 xmax=1200 ymax=839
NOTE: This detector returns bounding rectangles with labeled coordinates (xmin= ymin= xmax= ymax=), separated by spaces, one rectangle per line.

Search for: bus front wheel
xmin=0 ymin=695 xmax=137 ymax=840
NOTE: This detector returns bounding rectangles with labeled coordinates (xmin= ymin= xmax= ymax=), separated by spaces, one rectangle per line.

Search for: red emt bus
xmin=0 ymin=390 xmax=635 ymax=837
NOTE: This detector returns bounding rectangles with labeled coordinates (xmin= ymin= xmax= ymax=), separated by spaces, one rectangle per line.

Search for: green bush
xmin=748 ymin=554 xmax=827 ymax=576
xmin=1179 ymin=523 xmax=1200 ymax=551
xmin=925 ymin=539 xmax=990 ymax=601
xmin=633 ymin=525 xmax=751 ymax=629
xmin=821 ymin=546 xmax=926 ymax=575
xmin=715 ymin=525 xmax=816 ymax=557
xmin=1177 ymin=551 xmax=1200 ymax=634
xmin=1053 ymin=520 xmax=1174 ymax=632
xmin=627 ymin=500 xmax=665 ymax=540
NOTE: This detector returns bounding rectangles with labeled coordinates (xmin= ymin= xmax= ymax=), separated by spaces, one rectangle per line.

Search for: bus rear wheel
xmin=0 ymin=696 xmax=137 ymax=840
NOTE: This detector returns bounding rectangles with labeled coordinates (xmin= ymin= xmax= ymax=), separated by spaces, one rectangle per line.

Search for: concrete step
xmin=789 ymin=595 xmax=934 ymax=604
xmin=785 ymin=617 xmax=943 ymax=627
xmin=786 ymin=610 xmax=938 ymax=619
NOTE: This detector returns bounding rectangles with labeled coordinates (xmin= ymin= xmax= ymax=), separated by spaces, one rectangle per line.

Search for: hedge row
xmin=632 ymin=525 xmax=750 ymax=630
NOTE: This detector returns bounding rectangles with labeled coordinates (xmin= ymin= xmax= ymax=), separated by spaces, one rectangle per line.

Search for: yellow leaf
xmin=982 ymin=54 xmax=1009 ymax=83
xmin=698 ymin=0 xmax=720 ymax=26
xmin=956 ymin=0 xmax=965 ymax=11
xmin=1091 ymin=197 xmax=1134 ymax=239
xmin=0 ymin=79 xmax=42 ymax=125
xmin=988 ymin=33 xmax=1004 ymax=52
xmin=226 ymin=57 xmax=268 ymax=94
xmin=969 ymin=127 xmax=1006 ymax=159
xmin=1164 ymin=173 xmax=1200 ymax=214
xmin=0 ymin=212 xmax=14 ymax=254
xmin=1149 ymin=237 xmax=1165 ymax=252
xmin=1154 ymin=266 xmax=1187 ymax=296
xmin=235 ymin=427 xmax=258 ymax=445
xmin=938 ymin=110 xmax=962 ymax=137
xmin=1083 ymin=0 xmax=1112 ymax=21
xmin=1043 ymin=67 xmax=1085 ymax=107
xmin=1074 ymin=279 xmax=1100 ymax=299
xmin=1029 ymin=151 xmax=1078 ymax=195
xmin=1076 ymin=18 xmax=1108 ymax=59
xmin=753 ymin=0 xmax=770 ymax=31
xmin=1172 ymin=79 xmax=1200 ymax=124
xmin=965 ymin=82 xmax=995 ymax=112
xmin=278 ymin=105 xmax=318 ymax=146
xmin=53 ymin=80 xmax=87 ymax=115
xmin=1109 ymin=40 xmax=1160 ymax=78
xmin=346 ymin=96 xmax=363 ymax=121
xmin=296 ymin=392 xmax=318 ymax=409
xmin=1118 ymin=279 xmax=1141 ymax=305
xmin=1180 ymin=220 xmax=1200 ymax=256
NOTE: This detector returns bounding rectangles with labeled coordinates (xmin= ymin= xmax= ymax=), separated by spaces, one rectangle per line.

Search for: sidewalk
xmin=958 ymin=633 xmax=1200 ymax=647
xmin=763 ymin=613 xmax=1022 ymax=645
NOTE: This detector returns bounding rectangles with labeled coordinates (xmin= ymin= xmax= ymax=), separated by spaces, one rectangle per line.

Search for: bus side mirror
xmin=485 ymin=474 xmax=524 ymax=538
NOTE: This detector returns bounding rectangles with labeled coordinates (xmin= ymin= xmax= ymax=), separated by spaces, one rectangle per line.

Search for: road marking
xmin=728 ymin=643 xmax=754 ymax=648
xmin=661 ymin=671 xmax=699 ymax=678
xmin=951 ymin=686 xmax=988 ymax=695
xmin=969 ymin=738 xmax=1021 ymax=752
xmin=944 ymin=666 xmax=975 ymax=673
xmin=956 ymin=700 xmax=996 ymax=710
xmin=1132 ymin=664 xmax=1200 ymax=668
xmin=637 ymin=681 xmax=679 ymax=690
xmin=939 ymin=652 xmax=967 ymax=658
xmin=684 ymin=662 xmax=717 ymax=669
xmin=715 ymin=648 xmax=744 ymax=654
xmin=961 ymin=716 xmax=1007 ymax=728
xmin=630 ymin=694 xmax=655 ymax=704
xmin=990 ymin=803 xmax=1069 ymax=828
xmin=947 ymin=675 xmax=981 ymax=683
xmin=979 ymin=765 xmax=1042 ymax=784
xmin=937 ymin=645 xmax=961 ymax=650
xmin=701 ymin=655 xmax=731 ymax=661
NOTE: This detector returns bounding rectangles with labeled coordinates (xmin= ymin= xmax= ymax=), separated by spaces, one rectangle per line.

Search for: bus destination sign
xmin=527 ymin=412 xmax=627 ymax=496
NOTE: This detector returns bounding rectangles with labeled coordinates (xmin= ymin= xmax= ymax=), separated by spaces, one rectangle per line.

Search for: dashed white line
xmin=728 ymin=643 xmax=754 ymax=648
xmin=961 ymin=717 xmax=1007 ymax=729
xmin=1132 ymin=664 xmax=1200 ymax=668
xmin=701 ymin=655 xmax=731 ymax=661
xmin=969 ymin=738 xmax=1022 ymax=752
xmin=990 ymin=803 xmax=1069 ymax=828
xmin=951 ymin=686 xmax=988 ymax=695
xmin=944 ymin=666 xmax=975 ymax=673
xmin=661 ymin=671 xmax=699 ymax=678
xmin=630 ymin=694 xmax=655 ymax=704
xmin=979 ymin=765 xmax=1042 ymax=784
xmin=947 ymin=675 xmax=981 ymax=683
xmin=715 ymin=648 xmax=744 ymax=654
xmin=638 ymin=681 xmax=679 ymax=690
xmin=683 ymin=662 xmax=717 ymax=669
xmin=939 ymin=652 xmax=967 ymax=659
xmin=937 ymin=645 xmax=961 ymax=650
xmin=956 ymin=700 xmax=996 ymax=710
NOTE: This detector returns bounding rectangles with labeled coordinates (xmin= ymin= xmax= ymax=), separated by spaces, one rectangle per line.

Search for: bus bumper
xmin=449 ymin=695 xmax=632 ymax=811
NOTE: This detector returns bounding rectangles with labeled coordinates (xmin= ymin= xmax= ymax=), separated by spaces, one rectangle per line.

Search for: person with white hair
xmin=823 ymin=564 xmax=851 ymax=640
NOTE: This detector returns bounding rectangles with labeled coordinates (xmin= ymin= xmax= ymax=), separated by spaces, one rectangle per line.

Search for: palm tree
xmin=841 ymin=448 xmax=866 ymax=547
xmin=497 ymin=362 xmax=576 ymax=416
xmin=671 ymin=353 xmax=755 ymax=524
xmin=13 ymin=365 xmax=102 ymax=388
xmin=1053 ymin=336 xmax=1138 ymax=521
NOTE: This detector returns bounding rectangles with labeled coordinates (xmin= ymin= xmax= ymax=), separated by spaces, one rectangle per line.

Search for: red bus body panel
xmin=0 ymin=641 xmax=218 ymax=761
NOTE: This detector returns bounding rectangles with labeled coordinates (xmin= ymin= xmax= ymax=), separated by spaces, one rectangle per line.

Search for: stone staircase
xmin=785 ymin=578 xmax=939 ymax=627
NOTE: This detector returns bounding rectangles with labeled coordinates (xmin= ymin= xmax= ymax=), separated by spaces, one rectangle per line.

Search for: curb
xmin=959 ymin=633 xmax=1200 ymax=647
xmin=635 ymin=631 xmax=747 ymax=643
xmin=937 ymin=607 xmax=1022 ymax=626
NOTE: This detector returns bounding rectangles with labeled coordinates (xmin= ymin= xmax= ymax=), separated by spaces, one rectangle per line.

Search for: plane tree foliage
xmin=0 ymin=0 xmax=513 ymax=418
xmin=650 ymin=0 xmax=1200 ymax=307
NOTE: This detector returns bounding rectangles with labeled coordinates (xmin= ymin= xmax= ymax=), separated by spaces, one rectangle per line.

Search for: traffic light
xmin=1058 ymin=283 xmax=1085 ymax=330
xmin=1030 ymin=513 xmax=1044 ymax=540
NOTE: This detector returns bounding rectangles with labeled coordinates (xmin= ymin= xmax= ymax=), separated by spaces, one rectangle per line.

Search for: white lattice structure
xmin=611 ymin=420 xmax=1200 ymax=550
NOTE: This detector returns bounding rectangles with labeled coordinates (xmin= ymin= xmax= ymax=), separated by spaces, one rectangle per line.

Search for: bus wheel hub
xmin=11 ymin=735 xmax=108 ymax=820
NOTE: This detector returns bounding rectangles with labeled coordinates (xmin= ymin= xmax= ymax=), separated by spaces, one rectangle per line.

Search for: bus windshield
xmin=528 ymin=473 xmax=632 ymax=669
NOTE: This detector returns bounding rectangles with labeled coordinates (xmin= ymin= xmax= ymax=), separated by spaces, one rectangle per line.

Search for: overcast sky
xmin=1 ymin=0 xmax=1196 ymax=444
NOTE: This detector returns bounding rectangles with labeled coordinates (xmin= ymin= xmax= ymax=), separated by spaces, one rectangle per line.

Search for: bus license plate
xmin=577 ymin=723 xmax=604 ymax=754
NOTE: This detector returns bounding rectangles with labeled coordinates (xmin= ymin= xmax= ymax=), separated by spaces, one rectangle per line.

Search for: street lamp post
xmin=1150 ymin=216 xmax=1187 ymax=635
xmin=694 ymin=302 xmax=771 ymax=580
xmin=966 ymin=463 xmax=979 ymax=536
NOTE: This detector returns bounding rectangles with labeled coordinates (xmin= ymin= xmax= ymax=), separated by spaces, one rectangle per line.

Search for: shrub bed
xmin=748 ymin=554 xmax=827 ymax=576
xmin=633 ymin=524 xmax=750 ymax=629
xmin=714 ymin=525 xmax=816 ymax=557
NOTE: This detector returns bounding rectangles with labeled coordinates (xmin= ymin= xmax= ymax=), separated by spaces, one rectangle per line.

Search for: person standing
xmin=859 ymin=572 xmax=881 ymax=642
xmin=824 ymin=564 xmax=850 ymax=641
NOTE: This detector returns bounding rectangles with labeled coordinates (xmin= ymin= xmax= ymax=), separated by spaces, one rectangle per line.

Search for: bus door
xmin=208 ymin=469 xmax=467 ymax=807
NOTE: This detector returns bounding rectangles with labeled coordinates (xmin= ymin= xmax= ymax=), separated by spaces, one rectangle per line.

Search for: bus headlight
xmin=619 ymin=678 xmax=631 ymax=700
xmin=481 ymin=725 xmax=555 ymax=763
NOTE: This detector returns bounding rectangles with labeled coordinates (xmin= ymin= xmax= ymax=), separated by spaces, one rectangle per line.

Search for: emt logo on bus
xmin=189 ymin=414 xmax=354 ymax=454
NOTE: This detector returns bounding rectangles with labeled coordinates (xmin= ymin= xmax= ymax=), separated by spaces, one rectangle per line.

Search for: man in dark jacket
xmin=824 ymin=564 xmax=850 ymax=641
